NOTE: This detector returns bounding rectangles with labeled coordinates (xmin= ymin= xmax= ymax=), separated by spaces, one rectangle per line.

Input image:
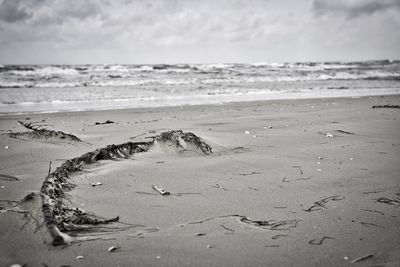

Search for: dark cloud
xmin=0 ymin=0 xmax=32 ymax=23
xmin=312 ymin=0 xmax=400 ymax=19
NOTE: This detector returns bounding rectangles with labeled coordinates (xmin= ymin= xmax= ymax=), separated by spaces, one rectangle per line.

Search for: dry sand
xmin=1 ymin=95 xmax=400 ymax=266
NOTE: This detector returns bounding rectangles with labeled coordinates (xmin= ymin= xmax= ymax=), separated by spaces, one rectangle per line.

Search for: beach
xmin=1 ymin=94 xmax=399 ymax=266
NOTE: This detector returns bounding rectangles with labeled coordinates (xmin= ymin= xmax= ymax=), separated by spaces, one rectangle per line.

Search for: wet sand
xmin=1 ymin=95 xmax=400 ymax=266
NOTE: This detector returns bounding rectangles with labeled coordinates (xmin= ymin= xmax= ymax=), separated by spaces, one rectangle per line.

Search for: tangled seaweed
xmin=40 ymin=130 xmax=211 ymax=245
xmin=9 ymin=121 xmax=81 ymax=142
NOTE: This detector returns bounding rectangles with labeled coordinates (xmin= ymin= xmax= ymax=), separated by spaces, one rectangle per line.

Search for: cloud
xmin=0 ymin=0 xmax=32 ymax=23
xmin=312 ymin=0 xmax=400 ymax=19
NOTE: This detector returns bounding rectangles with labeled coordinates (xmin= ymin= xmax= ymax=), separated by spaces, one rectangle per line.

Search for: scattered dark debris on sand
xmin=94 ymin=120 xmax=114 ymax=125
xmin=282 ymin=176 xmax=312 ymax=183
xmin=40 ymin=130 xmax=212 ymax=245
xmin=271 ymin=234 xmax=288 ymax=240
xmin=350 ymin=253 xmax=374 ymax=263
xmin=237 ymin=171 xmax=261 ymax=176
xmin=362 ymin=190 xmax=384 ymax=195
xmin=334 ymin=129 xmax=355 ymax=135
xmin=8 ymin=121 xmax=81 ymax=142
xmin=372 ymin=105 xmax=400 ymax=109
xmin=376 ymin=197 xmax=400 ymax=206
xmin=304 ymin=195 xmax=345 ymax=212
xmin=360 ymin=222 xmax=384 ymax=229
xmin=0 ymin=173 xmax=19 ymax=181
xmin=362 ymin=209 xmax=384 ymax=215
xmin=189 ymin=214 xmax=301 ymax=231
xmin=308 ymin=236 xmax=334 ymax=245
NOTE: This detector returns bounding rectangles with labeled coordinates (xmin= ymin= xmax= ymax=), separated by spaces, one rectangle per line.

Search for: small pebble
xmin=344 ymin=256 xmax=348 ymax=260
xmin=244 ymin=131 xmax=250 ymax=134
xmin=326 ymin=133 xmax=334 ymax=138
xmin=76 ymin=256 xmax=84 ymax=260
xmin=9 ymin=264 xmax=22 ymax=267
xmin=4 ymin=146 xmax=9 ymax=150
xmin=317 ymin=169 xmax=322 ymax=172
xmin=156 ymin=256 xmax=161 ymax=259
xmin=1 ymin=186 xmax=5 ymax=189
xmin=252 ymin=135 xmax=256 ymax=138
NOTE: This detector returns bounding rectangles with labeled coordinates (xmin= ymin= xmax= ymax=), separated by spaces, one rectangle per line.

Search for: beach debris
xmin=196 ymin=233 xmax=206 ymax=236
xmin=95 ymin=120 xmax=114 ymax=125
xmin=376 ymin=197 xmax=400 ymax=205
xmin=212 ymin=184 xmax=228 ymax=191
xmin=248 ymin=186 xmax=258 ymax=191
xmin=360 ymin=222 xmax=384 ymax=228
xmin=220 ymin=224 xmax=235 ymax=233
xmin=230 ymin=146 xmax=251 ymax=154
xmin=244 ymin=131 xmax=250 ymax=134
xmin=308 ymin=236 xmax=334 ymax=245
xmin=304 ymin=195 xmax=344 ymax=212
xmin=334 ymin=129 xmax=355 ymax=135
xmin=190 ymin=214 xmax=301 ymax=231
xmin=9 ymin=264 xmax=24 ymax=267
xmin=108 ymin=245 xmax=119 ymax=252
xmin=40 ymin=130 xmax=212 ymax=245
xmin=0 ymin=174 xmax=19 ymax=182
xmin=271 ymin=234 xmax=288 ymax=240
xmin=152 ymin=185 xmax=170 ymax=195
xmin=350 ymin=253 xmax=374 ymax=263
xmin=326 ymin=133 xmax=334 ymax=138
xmin=76 ymin=256 xmax=84 ymax=260
xmin=372 ymin=105 xmax=400 ymax=109
xmin=206 ymin=245 xmax=214 ymax=249
xmin=10 ymin=121 xmax=81 ymax=142
xmin=4 ymin=145 xmax=9 ymax=149
xmin=238 ymin=171 xmax=261 ymax=176
xmin=153 ymin=130 xmax=212 ymax=155
xmin=362 ymin=209 xmax=384 ymax=215
xmin=264 ymin=125 xmax=273 ymax=129
xmin=1 ymin=186 xmax=5 ymax=189
xmin=362 ymin=190 xmax=384 ymax=195
xmin=91 ymin=182 xmax=102 ymax=187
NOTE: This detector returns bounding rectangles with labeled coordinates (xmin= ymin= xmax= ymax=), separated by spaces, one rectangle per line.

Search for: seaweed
xmin=304 ymin=195 xmax=344 ymax=212
xmin=9 ymin=121 xmax=81 ymax=142
xmin=372 ymin=105 xmax=400 ymax=109
xmin=40 ymin=130 xmax=212 ymax=245
xmin=189 ymin=214 xmax=301 ymax=231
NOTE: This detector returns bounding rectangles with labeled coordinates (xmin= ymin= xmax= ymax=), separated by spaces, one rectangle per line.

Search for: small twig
xmin=350 ymin=254 xmax=374 ymax=263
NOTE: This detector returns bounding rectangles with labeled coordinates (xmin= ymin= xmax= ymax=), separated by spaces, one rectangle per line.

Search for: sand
xmin=1 ymin=95 xmax=400 ymax=266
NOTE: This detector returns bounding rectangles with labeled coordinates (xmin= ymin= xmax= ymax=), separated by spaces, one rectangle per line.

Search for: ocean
xmin=0 ymin=60 xmax=399 ymax=114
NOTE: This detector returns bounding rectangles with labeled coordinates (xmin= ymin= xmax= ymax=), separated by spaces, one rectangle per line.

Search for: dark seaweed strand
xmin=17 ymin=120 xmax=82 ymax=142
xmin=40 ymin=130 xmax=212 ymax=245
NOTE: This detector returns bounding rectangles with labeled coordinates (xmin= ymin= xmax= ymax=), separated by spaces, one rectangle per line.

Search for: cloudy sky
xmin=0 ymin=0 xmax=399 ymax=64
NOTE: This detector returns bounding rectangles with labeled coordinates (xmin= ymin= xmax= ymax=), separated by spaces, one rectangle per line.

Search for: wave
xmin=0 ymin=60 xmax=399 ymax=89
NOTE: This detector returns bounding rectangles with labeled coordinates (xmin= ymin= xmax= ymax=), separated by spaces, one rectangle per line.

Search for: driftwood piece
xmin=40 ymin=130 xmax=212 ymax=245
xmin=9 ymin=121 xmax=81 ymax=142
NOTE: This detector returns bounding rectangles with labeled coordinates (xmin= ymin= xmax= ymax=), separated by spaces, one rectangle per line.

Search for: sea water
xmin=0 ymin=60 xmax=399 ymax=114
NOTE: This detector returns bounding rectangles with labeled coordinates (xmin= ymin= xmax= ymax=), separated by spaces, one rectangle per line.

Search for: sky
xmin=0 ymin=0 xmax=399 ymax=64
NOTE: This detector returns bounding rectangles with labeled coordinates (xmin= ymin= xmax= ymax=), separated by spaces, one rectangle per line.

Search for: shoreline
xmin=1 ymin=90 xmax=399 ymax=117
xmin=1 ymin=94 xmax=399 ymax=266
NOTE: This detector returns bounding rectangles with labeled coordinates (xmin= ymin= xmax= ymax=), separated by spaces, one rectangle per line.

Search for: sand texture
xmin=1 ymin=95 xmax=400 ymax=266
